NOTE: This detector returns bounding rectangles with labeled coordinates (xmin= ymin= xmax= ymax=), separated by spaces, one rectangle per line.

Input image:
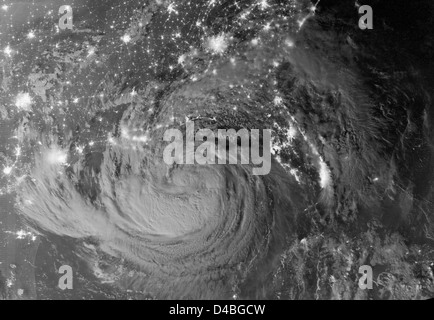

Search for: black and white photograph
xmin=0 ymin=0 xmax=433 ymax=307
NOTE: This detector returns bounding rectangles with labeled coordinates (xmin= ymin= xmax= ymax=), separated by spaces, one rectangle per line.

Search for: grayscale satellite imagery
xmin=0 ymin=0 xmax=434 ymax=305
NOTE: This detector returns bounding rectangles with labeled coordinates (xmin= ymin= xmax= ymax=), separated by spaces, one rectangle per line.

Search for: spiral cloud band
xmin=18 ymin=115 xmax=304 ymax=298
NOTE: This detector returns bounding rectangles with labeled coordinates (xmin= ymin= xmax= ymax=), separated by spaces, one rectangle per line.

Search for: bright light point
xmin=251 ymin=38 xmax=259 ymax=46
xmin=87 ymin=47 xmax=95 ymax=57
xmin=285 ymin=38 xmax=295 ymax=47
xmin=16 ymin=230 xmax=29 ymax=239
xmin=178 ymin=54 xmax=186 ymax=65
xmin=3 ymin=166 xmax=12 ymax=175
xmin=273 ymin=96 xmax=283 ymax=105
xmin=27 ymin=31 xmax=35 ymax=39
xmin=167 ymin=3 xmax=178 ymax=15
xmin=258 ymin=0 xmax=269 ymax=10
xmin=297 ymin=18 xmax=307 ymax=29
xmin=4 ymin=45 xmax=12 ymax=57
xmin=288 ymin=125 xmax=298 ymax=140
xmin=206 ymin=33 xmax=229 ymax=55
xmin=263 ymin=22 xmax=271 ymax=31
xmin=240 ymin=11 xmax=249 ymax=20
xmin=311 ymin=0 xmax=320 ymax=13
xmin=121 ymin=34 xmax=131 ymax=43
xmin=8 ymin=229 xmax=38 ymax=241
xmin=2 ymin=5 xmax=8 ymax=11
xmin=15 ymin=92 xmax=33 ymax=111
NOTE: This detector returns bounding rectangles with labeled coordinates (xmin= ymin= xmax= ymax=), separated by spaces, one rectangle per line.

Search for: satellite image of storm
xmin=0 ymin=0 xmax=434 ymax=301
